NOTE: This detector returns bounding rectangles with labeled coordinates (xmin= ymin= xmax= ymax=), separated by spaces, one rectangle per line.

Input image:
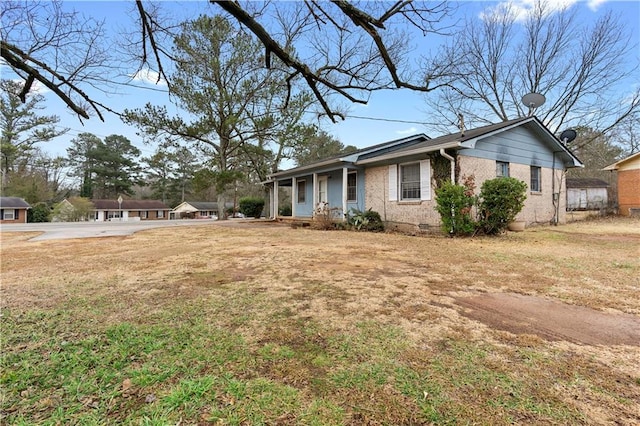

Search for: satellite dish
xmin=522 ymin=93 xmax=546 ymax=112
xmin=560 ymin=129 xmax=577 ymax=144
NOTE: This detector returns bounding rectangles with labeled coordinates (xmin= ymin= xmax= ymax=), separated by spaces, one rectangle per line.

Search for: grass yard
xmin=1 ymin=217 xmax=639 ymax=425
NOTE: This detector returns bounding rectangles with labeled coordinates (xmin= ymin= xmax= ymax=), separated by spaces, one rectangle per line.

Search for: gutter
xmin=355 ymin=141 xmax=461 ymax=165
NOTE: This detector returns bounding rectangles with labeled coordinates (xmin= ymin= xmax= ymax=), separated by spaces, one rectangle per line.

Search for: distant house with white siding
xmin=170 ymin=201 xmax=234 ymax=219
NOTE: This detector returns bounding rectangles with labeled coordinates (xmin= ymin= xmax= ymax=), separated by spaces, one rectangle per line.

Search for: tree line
xmin=0 ymin=78 xmax=355 ymax=212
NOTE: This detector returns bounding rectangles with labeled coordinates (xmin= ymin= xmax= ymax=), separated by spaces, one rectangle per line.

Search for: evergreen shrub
xmin=238 ymin=196 xmax=265 ymax=218
xmin=478 ymin=177 xmax=527 ymax=235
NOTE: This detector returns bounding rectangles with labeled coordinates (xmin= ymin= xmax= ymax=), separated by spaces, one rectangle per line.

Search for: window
xmin=496 ymin=161 xmax=510 ymax=177
xmin=297 ymin=180 xmax=306 ymax=203
xmin=140 ymin=210 xmax=148 ymax=219
xmin=530 ymin=166 xmax=541 ymax=192
xmin=3 ymin=209 xmax=14 ymax=220
xmin=401 ymin=163 xmax=421 ymax=200
xmin=157 ymin=210 xmax=164 ymax=218
xmin=388 ymin=161 xmax=431 ymax=202
xmin=347 ymin=171 xmax=357 ymax=202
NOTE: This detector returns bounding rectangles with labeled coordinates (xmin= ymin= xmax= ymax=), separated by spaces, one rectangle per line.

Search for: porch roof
xmin=266 ymin=133 xmax=431 ymax=181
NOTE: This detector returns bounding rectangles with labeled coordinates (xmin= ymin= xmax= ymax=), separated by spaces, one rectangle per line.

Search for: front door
xmin=318 ymin=176 xmax=328 ymax=204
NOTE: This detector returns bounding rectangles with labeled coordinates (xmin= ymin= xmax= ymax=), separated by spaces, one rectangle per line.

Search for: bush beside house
xmin=435 ymin=176 xmax=528 ymax=236
xmin=239 ymin=197 xmax=265 ymax=219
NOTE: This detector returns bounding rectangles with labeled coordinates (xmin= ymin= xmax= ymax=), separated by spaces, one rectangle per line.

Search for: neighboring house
xmin=0 ymin=197 xmax=30 ymax=224
xmin=264 ymin=116 xmax=583 ymax=230
xmin=91 ymin=199 xmax=171 ymax=221
xmin=566 ymin=178 xmax=609 ymax=211
xmin=171 ymin=201 xmax=234 ymax=219
xmin=603 ymin=152 xmax=640 ymax=216
xmin=51 ymin=199 xmax=78 ymax=222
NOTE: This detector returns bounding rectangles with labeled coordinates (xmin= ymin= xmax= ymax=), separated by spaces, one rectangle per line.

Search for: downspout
xmin=552 ymin=152 xmax=560 ymax=225
xmin=440 ymin=148 xmax=456 ymax=183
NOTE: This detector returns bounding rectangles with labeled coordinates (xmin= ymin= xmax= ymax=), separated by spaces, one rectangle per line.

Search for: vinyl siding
xmin=460 ymin=126 xmax=565 ymax=169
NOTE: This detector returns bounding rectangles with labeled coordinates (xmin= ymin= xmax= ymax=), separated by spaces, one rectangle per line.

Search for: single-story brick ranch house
xmin=603 ymin=151 xmax=640 ymax=216
xmin=91 ymin=199 xmax=171 ymax=221
xmin=0 ymin=197 xmax=31 ymax=224
xmin=264 ymin=116 xmax=583 ymax=230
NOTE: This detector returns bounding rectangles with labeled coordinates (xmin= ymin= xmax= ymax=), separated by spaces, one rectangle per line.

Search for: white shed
xmin=566 ymin=178 xmax=609 ymax=211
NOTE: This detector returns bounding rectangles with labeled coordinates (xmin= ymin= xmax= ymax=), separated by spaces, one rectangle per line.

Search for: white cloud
xmin=480 ymin=0 xmax=580 ymax=23
xmin=396 ymin=127 xmax=417 ymax=135
xmin=30 ymin=80 xmax=50 ymax=95
xmin=131 ymin=68 xmax=167 ymax=86
xmin=9 ymin=78 xmax=50 ymax=96
xmin=587 ymin=0 xmax=607 ymax=11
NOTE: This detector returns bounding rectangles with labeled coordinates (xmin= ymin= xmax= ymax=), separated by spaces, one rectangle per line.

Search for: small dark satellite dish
xmin=560 ymin=129 xmax=577 ymax=144
xmin=522 ymin=93 xmax=546 ymax=112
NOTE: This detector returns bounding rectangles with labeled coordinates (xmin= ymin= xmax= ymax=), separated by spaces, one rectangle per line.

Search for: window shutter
xmin=15 ymin=209 xmax=19 ymax=220
xmin=388 ymin=165 xmax=397 ymax=201
xmin=420 ymin=160 xmax=431 ymax=201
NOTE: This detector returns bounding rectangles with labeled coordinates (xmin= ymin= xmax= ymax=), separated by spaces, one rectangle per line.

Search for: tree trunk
xmin=217 ymin=192 xmax=227 ymax=220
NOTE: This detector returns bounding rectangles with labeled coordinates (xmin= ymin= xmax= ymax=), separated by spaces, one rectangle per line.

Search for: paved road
xmin=0 ymin=219 xmax=222 ymax=241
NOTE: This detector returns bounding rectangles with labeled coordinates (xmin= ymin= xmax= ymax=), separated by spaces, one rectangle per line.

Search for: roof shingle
xmin=0 ymin=197 xmax=31 ymax=209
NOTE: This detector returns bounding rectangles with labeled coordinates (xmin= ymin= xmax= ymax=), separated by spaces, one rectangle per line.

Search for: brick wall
xmin=0 ymin=208 xmax=28 ymax=224
xmin=458 ymin=156 xmax=567 ymax=225
xmin=364 ymin=157 xmax=569 ymax=228
xmin=364 ymin=166 xmax=441 ymax=229
xmin=617 ymin=169 xmax=640 ymax=216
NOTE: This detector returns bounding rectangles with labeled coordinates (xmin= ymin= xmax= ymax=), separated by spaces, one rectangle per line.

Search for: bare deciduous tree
xmin=423 ymin=1 xmax=639 ymax=140
xmin=1 ymin=0 xmax=113 ymax=120
xmin=609 ymin=112 xmax=640 ymax=155
xmin=3 ymin=0 xmax=455 ymax=123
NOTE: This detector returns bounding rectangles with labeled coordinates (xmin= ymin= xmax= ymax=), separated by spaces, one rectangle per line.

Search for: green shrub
xmin=28 ymin=203 xmax=51 ymax=223
xmin=478 ymin=177 xmax=527 ymax=235
xmin=434 ymin=176 xmax=476 ymax=236
xmin=238 ymin=196 xmax=265 ymax=218
xmin=347 ymin=208 xmax=385 ymax=232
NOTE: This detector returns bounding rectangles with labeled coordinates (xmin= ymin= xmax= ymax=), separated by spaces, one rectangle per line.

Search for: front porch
xmin=266 ymin=165 xmax=364 ymax=221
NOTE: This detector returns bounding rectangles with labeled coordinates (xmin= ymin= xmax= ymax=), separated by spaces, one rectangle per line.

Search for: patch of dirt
xmin=456 ymin=293 xmax=640 ymax=346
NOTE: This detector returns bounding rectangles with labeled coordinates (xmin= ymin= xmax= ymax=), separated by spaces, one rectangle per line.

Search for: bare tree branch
xmin=1 ymin=0 xmax=114 ymax=120
xmin=423 ymin=1 xmax=639 ymax=142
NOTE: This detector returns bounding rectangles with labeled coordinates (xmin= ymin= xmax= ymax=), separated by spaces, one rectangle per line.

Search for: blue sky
xmin=11 ymin=0 xmax=640 ymax=161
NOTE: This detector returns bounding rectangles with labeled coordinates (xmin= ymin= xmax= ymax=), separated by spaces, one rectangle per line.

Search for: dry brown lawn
xmin=1 ymin=217 xmax=639 ymax=424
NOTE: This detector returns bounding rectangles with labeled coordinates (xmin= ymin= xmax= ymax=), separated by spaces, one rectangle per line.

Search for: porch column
xmin=273 ymin=181 xmax=279 ymax=219
xmin=291 ymin=176 xmax=297 ymax=218
xmin=342 ymin=167 xmax=348 ymax=220
xmin=312 ymin=173 xmax=318 ymax=209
